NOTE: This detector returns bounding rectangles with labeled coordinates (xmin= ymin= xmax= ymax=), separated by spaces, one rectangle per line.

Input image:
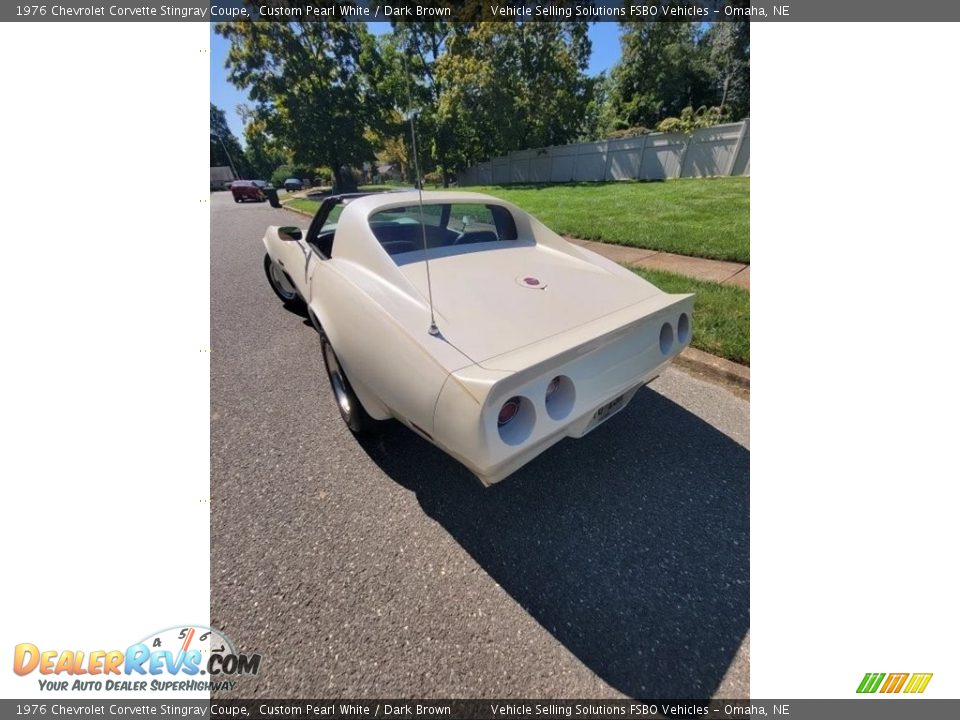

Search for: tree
xmin=436 ymin=22 xmax=592 ymax=169
xmin=210 ymin=103 xmax=246 ymax=177
xmin=608 ymin=21 xmax=709 ymax=130
xmin=215 ymin=21 xmax=390 ymax=190
xmin=607 ymin=20 xmax=750 ymax=132
xmin=238 ymin=106 xmax=290 ymax=181
xmin=579 ymin=72 xmax=619 ymax=141
xmin=390 ymin=21 xmax=455 ymax=185
xmin=373 ymin=118 xmax=412 ymax=182
xmin=363 ymin=32 xmax=421 ymax=185
xmin=702 ymin=22 xmax=750 ymax=120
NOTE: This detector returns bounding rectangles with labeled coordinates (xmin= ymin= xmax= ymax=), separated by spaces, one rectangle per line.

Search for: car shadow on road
xmin=358 ymin=387 xmax=749 ymax=698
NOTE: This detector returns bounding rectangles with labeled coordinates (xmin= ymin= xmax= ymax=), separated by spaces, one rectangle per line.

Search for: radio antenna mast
xmin=402 ymin=44 xmax=440 ymax=337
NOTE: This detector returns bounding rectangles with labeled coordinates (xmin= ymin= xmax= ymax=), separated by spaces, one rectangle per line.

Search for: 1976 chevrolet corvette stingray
xmin=262 ymin=190 xmax=693 ymax=485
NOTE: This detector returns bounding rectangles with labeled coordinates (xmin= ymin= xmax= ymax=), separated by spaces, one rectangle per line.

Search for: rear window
xmin=368 ymin=203 xmax=518 ymax=256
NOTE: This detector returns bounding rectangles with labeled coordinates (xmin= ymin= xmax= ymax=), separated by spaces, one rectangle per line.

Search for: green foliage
xmin=390 ymin=23 xmax=455 ymax=185
xmin=606 ymin=125 xmax=651 ymax=140
xmin=210 ymin=103 xmax=248 ymax=177
xmin=437 ymin=22 xmax=592 ymax=169
xmin=609 ymin=22 xmax=705 ymax=130
xmin=703 ymin=22 xmax=750 ymax=121
xmin=579 ymin=72 xmax=620 ymax=141
xmin=657 ymin=106 xmax=730 ymax=135
xmin=241 ymin=116 xmax=288 ymax=180
xmin=375 ymin=127 xmax=411 ymax=183
xmin=215 ymin=21 xmax=391 ymax=189
xmin=608 ymin=21 xmax=749 ymax=130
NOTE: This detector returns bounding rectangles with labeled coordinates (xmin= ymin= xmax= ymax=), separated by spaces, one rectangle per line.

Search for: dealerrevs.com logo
xmin=857 ymin=672 xmax=933 ymax=694
xmin=13 ymin=625 xmax=261 ymax=693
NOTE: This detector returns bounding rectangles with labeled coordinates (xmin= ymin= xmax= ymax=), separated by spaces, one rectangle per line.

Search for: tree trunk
xmin=332 ymin=162 xmax=357 ymax=193
xmin=438 ymin=141 xmax=450 ymax=188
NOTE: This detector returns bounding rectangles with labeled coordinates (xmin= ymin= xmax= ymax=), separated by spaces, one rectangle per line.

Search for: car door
xmin=304 ymin=199 xmax=351 ymax=302
xmin=269 ymin=228 xmax=312 ymax=296
xmin=270 ymin=196 xmax=339 ymax=296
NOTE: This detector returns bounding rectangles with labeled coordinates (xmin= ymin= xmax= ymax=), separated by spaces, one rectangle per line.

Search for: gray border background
xmin=4 ymin=1 xmax=960 ymax=23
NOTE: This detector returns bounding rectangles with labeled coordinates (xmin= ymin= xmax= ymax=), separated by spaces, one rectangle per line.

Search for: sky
xmin=210 ymin=22 xmax=623 ymax=145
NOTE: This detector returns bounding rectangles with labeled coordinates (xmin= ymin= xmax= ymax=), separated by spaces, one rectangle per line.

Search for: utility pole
xmin=212 ymin=132 xmax=239 ymax=179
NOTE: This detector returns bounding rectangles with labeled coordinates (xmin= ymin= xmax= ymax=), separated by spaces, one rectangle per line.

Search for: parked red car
xmin=230 ymin=180 xmax=267 ymax=203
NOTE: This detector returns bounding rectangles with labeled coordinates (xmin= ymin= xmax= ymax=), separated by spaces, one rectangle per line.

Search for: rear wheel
xmin=320 ymin=332 xmax=377 ymax=434
xmin=263 ymin=253 xmax=304 ymax=310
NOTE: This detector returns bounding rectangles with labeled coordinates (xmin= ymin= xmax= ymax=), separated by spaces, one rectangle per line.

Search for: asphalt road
xmin=210 ymin=191 xmax=750 ymax=699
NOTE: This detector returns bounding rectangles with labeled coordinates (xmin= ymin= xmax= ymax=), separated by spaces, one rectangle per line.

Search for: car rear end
xmin=231 ymin=181 xmax=262 ymax=202
xmin=432 ymin=291 xmax=694 ymax=485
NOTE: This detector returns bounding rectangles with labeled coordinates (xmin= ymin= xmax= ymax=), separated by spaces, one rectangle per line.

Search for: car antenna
xmin=403 ymin=42 xmax=440 ymax=337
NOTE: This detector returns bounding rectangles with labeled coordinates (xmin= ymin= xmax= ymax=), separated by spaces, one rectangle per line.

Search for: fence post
xmin=634 ymin=134 xmax=648 ymax=180
xmin=728 ymin=119 xmax=749 ymax=176
xmin=678 ymin=134 xmax=692 ymax=178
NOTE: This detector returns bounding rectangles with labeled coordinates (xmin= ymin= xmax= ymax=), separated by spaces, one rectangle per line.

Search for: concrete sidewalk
xmin=567 ymin=237 xmax=750 ymax=290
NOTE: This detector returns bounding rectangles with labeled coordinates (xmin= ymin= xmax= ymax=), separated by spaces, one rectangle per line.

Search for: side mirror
xmin=278 ymin=226 xmax=303 ymax=242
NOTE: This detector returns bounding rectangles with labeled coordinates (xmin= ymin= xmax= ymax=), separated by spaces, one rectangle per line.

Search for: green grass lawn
xmin=284 ymin=197 xmax=320 ymax=215
xmin=284 ymin=177 xmax=748 ymax=262
xmin=468 ymin=178 xmax=749 ymax=263
xmin=634 ymin=267 xmax=750 ymax=365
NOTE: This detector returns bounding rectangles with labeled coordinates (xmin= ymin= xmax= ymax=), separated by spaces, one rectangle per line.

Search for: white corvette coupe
xmin=263 ymin=191 xmax=693 ymax=485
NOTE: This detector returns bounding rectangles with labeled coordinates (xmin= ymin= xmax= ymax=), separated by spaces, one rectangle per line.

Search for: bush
xmin=656 ymin=106 xmax=730 ymax=136
xmin=606 ymin=126 xmax=650 ymax=140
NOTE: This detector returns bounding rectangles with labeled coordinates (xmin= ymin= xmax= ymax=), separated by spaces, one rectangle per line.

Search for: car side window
xmin=306 ymin=199 xmax=341 ymax=260
xmin=322 ymin=205 xmax=344 ymax=232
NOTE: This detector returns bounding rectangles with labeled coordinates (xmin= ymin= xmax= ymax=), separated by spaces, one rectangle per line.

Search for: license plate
xmin=588 ymin=394 xmax=627 ymax=431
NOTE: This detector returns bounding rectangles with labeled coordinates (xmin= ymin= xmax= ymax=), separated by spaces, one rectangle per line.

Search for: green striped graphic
xmin=856 ymin=672 xmax=886 ymax=693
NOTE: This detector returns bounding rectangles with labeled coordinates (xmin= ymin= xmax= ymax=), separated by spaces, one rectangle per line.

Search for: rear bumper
xmin=433 ymin=292 xmax=694 ymax=485
xmin=469 ymin=373 xmax=661 ymax=486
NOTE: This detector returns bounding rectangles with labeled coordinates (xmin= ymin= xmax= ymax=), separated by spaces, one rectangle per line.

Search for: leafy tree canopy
xmin=606 ymin=21 xmax=749 ymax=133
xmin=215 ymin=20 xmax=390 ymax=189
xmin=210 ymin=103 xmax=247 ymax=177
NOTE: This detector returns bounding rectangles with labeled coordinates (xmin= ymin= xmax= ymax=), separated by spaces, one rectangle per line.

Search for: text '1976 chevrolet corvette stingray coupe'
xmin=262 ymin=191 xmax=693 ymax=485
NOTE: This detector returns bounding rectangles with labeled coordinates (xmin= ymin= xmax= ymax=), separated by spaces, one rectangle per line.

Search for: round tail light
xmin=677 ymin=312 xmax=691 ymax=345
xmin=545 ymin=375 xmax=575 ymax=421
xmin=498 ymin=397 xmax=522 ymax=427
xmin=659 ymin=321 xmax=674 ymax=355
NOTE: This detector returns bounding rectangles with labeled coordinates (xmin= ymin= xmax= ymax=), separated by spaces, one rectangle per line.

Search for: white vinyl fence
xmin=457 ymin=120 xmax=750 ymax=186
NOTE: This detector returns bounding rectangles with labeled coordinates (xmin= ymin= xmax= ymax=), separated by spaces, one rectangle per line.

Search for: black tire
xmin=318 ymin=330 xmax=377 ymax=435
xmin=233 ymin=196 xmax=240 ymax=203
xmin=263 ymin=253 xmax=305 ymax=310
